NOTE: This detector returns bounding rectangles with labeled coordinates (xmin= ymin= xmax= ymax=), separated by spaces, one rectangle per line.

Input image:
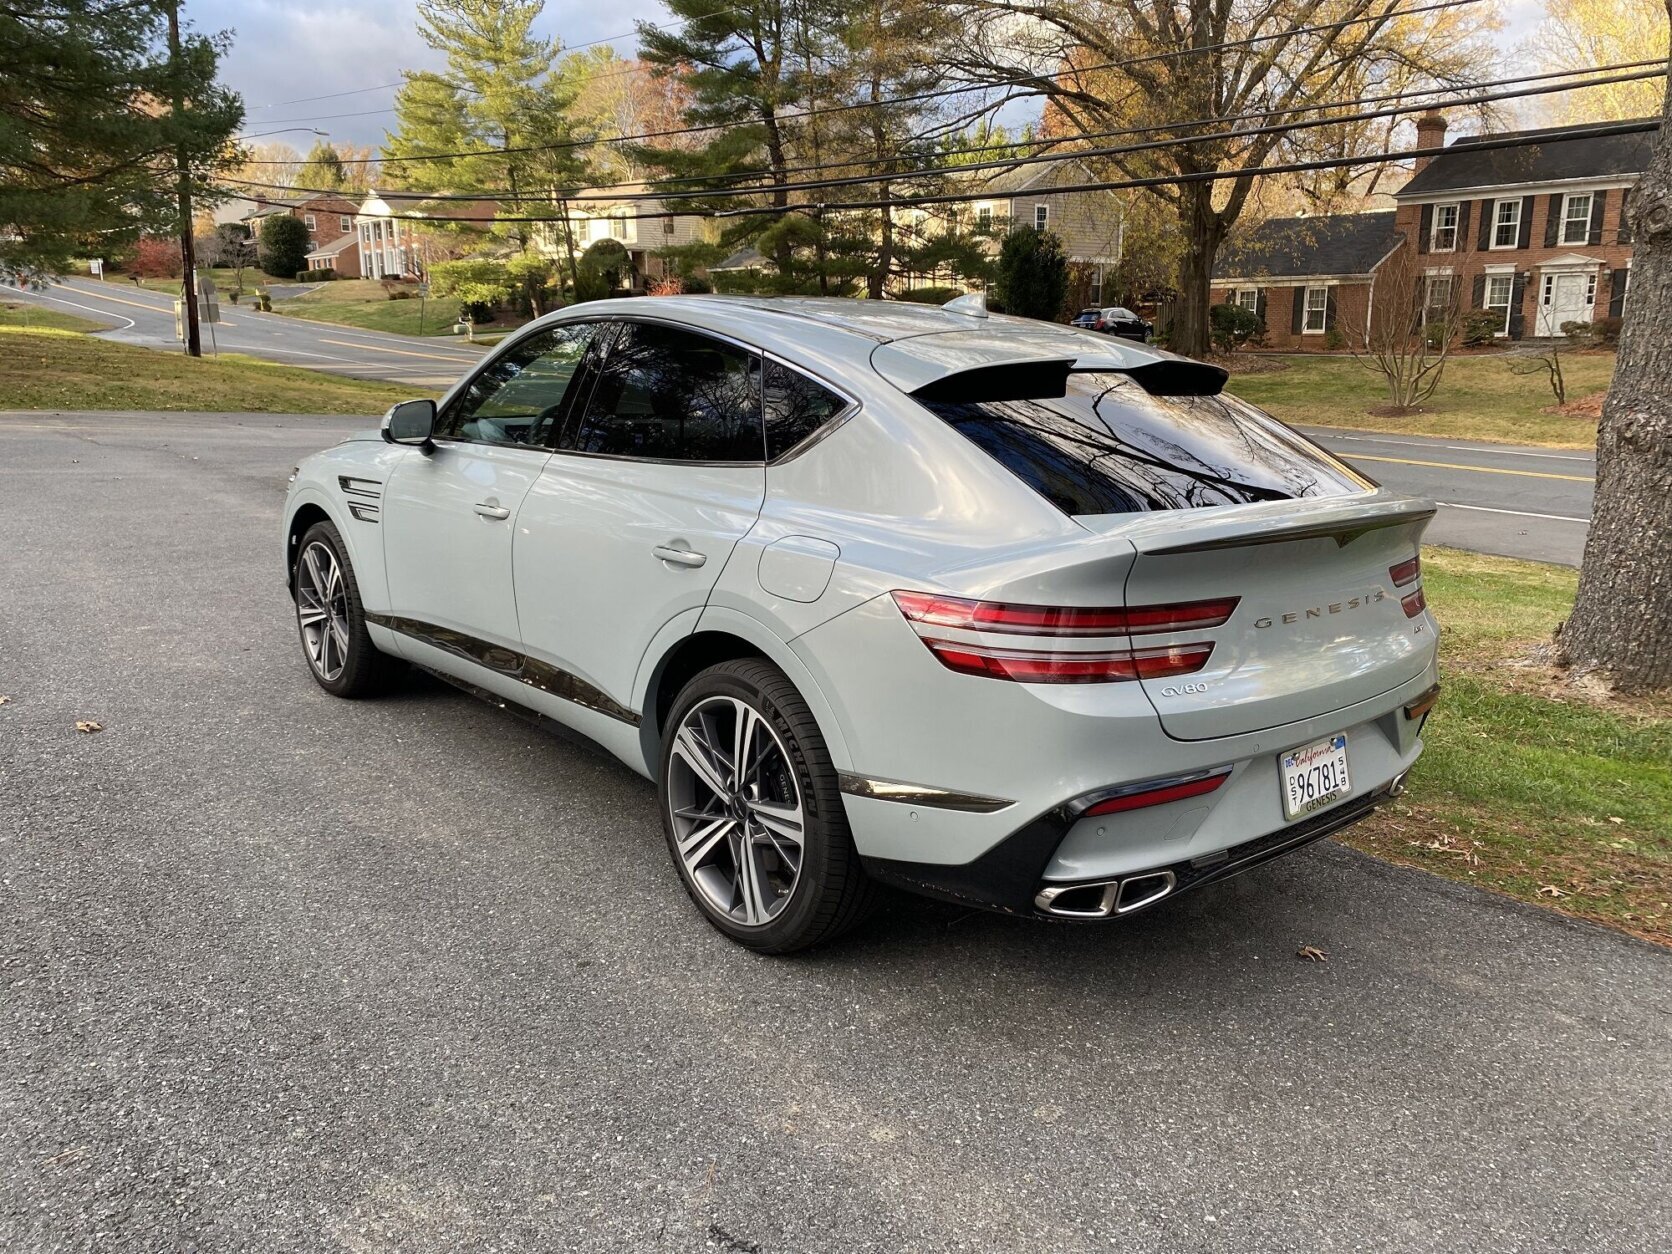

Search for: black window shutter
xmin=1290 ymin=286 xmax=1305 ymax=333
xmin=1325 ymin=288 xmax=1338 ymax=331
xmin=1256 ymin=288 xmax=1268 ymax=324
xmin=1518 ymin=195 xmax=1535 ymax=248
xmin=1457 ymin=200 xmax=1472 ymax=246
xmin=1471 ymin=274 xmax=1486 ymax=308
xmin=1608 ymin=268 xmax=1628 ymax=319
xmin=1418 ymin=204 xmax=1433 ymax=254
xmin=1543 ymin=194 xmax=1561 ymax=247
xmin=1507 ymin=272 xmax=1528 ymax=339
xmin=1588 ymin=190 xmax=1607 ymax=245
xmin=1618 ymin=187 xmax=1634 ymax=243
xmin=1476 ymin=200 xmax=1493 ymax=250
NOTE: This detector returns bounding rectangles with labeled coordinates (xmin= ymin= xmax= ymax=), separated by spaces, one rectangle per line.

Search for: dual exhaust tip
xmin=1034 ymin=871 xmax=1177 ymax=919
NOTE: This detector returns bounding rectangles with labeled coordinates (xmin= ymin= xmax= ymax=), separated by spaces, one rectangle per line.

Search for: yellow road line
xmin=1349 ymin=453 xmax=1593 ymax=483
xmin=50 ymin=286 xmax=171 ymax=314
xmin=318 ymin=337 xmax=477 ymax=364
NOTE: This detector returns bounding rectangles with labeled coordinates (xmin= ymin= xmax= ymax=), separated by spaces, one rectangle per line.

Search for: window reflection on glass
xmin=918 ymin=372 xmax=1367 ymax=517
xmin=568 ymin=322 xmax=764 ymax=462
xmin=444 ymin=323 xmax=597 ymax=447
xmin=763 ymin=361 xmax=847 ymax=460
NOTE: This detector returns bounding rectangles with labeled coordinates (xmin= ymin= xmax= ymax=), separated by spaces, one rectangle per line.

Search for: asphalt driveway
xmin=1 ymin=412 xmax=1667 ymax=1252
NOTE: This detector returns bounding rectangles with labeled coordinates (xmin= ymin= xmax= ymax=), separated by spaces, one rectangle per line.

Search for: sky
xmin=209 ymin=0 xmax=1552 ymax=152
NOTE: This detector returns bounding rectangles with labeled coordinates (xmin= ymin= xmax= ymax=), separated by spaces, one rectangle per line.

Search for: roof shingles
xmin=1215 ymin=211 xmax=1399 ymax=281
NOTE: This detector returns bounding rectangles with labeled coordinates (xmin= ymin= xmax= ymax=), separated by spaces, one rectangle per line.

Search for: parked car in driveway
xmin=283 ymin=294 xmax=1440 ymax=952
xmin=1070 ymin=305 xmax=1153 ymax=341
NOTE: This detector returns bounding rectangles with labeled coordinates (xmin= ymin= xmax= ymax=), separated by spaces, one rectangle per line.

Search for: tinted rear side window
xmin=918 ymin=372 xmax=1368 ymax=516
xmin=762 ymin=360 xmax=848 ymax=460
xmin=565 ymin=322 xmax=763 ymax=462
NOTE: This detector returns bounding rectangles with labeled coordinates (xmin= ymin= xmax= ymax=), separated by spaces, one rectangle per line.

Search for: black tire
xmin=292 ymin=519 xmax=401 ymax=698
xmin=659 ymin=658 xmax=877 ymax=953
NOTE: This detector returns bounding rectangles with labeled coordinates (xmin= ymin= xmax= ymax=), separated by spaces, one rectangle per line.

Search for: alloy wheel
xmin=296 ymin=540 xmax=350 ymax=683
xmin=666 ymin=695 xmax=806 ymax=928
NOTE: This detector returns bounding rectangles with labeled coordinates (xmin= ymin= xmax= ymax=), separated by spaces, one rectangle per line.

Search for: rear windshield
xmin=917 ymin=371 xmax=1369 ymax=516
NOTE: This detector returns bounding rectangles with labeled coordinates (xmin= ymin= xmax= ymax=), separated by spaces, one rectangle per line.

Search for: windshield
xmin=916 ymin=371 xmax=1370 ymax=516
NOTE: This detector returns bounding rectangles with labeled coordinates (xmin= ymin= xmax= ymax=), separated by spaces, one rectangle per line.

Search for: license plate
xmin=1280 ymin=733 xmax=1351 ymax=819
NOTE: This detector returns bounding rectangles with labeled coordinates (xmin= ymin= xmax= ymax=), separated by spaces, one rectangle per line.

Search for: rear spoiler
xmin=873 ymin=325 xmax=1229 ymax=400
xmin=1082 ymin=492 xmax=1438 ymax=555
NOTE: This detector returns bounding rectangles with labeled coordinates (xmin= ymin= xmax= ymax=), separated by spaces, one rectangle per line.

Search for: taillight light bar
xmin=918 ymin=638 xmax=1214 ymax=684
xmin=891 ymin=591 xmax=1239 ymax=637
xmin=1402 ymin=587 xmax=1427 ymax=618
xmin=1389 ymin=555 xmax=1421 ymax=588
xmin=1082 ymin=769 xmax=1232 ymax=816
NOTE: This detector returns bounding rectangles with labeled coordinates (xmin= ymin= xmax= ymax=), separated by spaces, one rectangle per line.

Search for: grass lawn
xmin=1228 ymin=351 xmax=1613 ymax=448
xmin=128 ymin=268 xmax=264 ymax=297
xmin=1340 ymin=547 xmax=1671 ymax=945
xmin=0 ymin=326 xmax=422 ymax=414
xmin=0 ymin=301 xmax=110 ymax=333
xmin=273 ymin=278 xmax=531 ymax=339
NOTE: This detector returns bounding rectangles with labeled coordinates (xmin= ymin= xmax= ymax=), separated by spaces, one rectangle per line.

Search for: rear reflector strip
xmin=1389 ymin=555 xmax=1421 ymax=587
xmin=891 ymin=591 xmax=1238 ymax=637
xmin=1401 ymin=587 xmax=1427 ymax=618
xmin=1083 ymin=770 xmax=1232 ymax=817
xmin=1404 ymin=683 xmax=1441 ymax=721
xmin=918 ymin=638 xmax=1214 ymax=684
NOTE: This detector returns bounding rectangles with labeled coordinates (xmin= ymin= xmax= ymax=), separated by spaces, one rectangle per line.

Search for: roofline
xmin=1216 ymin=271 xmax=1377 ymax=285
xmin=1394 ymin=172 xmax=1641 ymax=202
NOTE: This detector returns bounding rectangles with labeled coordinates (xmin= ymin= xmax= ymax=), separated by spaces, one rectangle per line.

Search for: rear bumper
xmin=860 ymin=779 xmax=1398 ymax=919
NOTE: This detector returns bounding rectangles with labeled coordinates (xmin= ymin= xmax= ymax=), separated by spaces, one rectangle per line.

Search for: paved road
xmin=2 ymin=411 xmax=1666 ymax=1253
xmin=1304 ymin=428 xmax=1595 ymax=566
xmin=5 ymin=275 xmax=485 ymax=389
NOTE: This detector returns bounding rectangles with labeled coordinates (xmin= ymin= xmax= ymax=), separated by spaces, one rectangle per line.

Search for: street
xmin=2 ymin=411 xmax=1666 ymax=1252
xmin=6 ymin=275 xmax=486 ymax=389
xmin=1305 ymin=428 xmax=1595 ymax=567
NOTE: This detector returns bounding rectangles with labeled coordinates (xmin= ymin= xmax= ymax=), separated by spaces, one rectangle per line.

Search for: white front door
xmin=1537 ymin=272 xmax=1594 ymax=336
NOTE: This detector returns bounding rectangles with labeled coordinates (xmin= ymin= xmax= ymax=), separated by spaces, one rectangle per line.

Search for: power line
xmin=219 ymin=63 xmax=1664 ymax=207
xmin=234 ymin=0 xmax=1491 ymax=166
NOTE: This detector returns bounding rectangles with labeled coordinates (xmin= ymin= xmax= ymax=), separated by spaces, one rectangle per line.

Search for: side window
xmin=441 ymin=322 xmax=597 ymax=448
xmin=762 ymin=360 xmax=849 ymax=460
xmin=565 ymin=322 xmax=763 ymax=462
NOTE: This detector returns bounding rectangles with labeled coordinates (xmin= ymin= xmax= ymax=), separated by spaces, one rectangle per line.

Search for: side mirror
xmin=382 ymin=398 xmax=436 ymax=449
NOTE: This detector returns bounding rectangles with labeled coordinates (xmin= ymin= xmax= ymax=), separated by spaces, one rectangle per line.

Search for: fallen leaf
xmin=1607 ymin=816 xmax=1624 ymax=825
xmin=0 ymin=695 xmax=11 ymax=705
xmin=1297 ymin=945 xmax=1328 ymax=963
xmin=74 ymin=720 xmax=102 ymax=734
xmin=1537 ymin=884 xmax=1568 ymax=898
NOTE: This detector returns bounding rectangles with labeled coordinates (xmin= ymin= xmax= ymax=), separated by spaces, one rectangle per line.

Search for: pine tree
xmin=296 ymin=141 xmax=347 ymax=191
xmin=1 ymin=1 xmax=243 ymax=275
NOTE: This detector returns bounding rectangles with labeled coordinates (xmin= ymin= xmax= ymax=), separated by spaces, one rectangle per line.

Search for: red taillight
xmin=890 ymin=591 xmax=1238 ymax=637
xmin=1402 ymin=587 xmax=1427 ymax=618
xmin=918 ymin=638 xmax=1214 ymax=684
xmin=1389 ymin=555 xmax=1421 ymax=588
xmin=1083 ymin=770 xmax=1231 ymax=816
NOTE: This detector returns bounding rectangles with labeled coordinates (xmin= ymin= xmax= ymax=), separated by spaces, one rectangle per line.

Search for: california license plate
xmin=1280 ymin=733 xmax=1351 ymax=819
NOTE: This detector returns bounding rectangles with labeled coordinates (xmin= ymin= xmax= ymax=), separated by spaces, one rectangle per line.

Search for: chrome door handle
xmin=473 ymin=502 xmax=511 ymax=520
xmin=653 ymin=545 xmax=707 ymax=568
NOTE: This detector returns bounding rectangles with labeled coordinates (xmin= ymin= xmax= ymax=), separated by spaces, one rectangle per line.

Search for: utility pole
xmin=166 ymin=1 xmax=201 ymax=357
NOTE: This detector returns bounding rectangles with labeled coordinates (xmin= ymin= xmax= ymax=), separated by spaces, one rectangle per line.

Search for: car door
xmin=514 ymin=319 xmax=767 ymax=714
xmin=380 ymin=322 xmax=598 ymax=656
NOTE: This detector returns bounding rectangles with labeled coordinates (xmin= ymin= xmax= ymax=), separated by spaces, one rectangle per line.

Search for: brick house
xmin=1391 ymin=114 xmax=1653 ymax=339
xmin=240 ymin=193 xmax=360 ymax=256
xmin=352 ymin=191 xmax=502 ymax=281
xmin=1211 ymin=211 xmax=1400 ymax=349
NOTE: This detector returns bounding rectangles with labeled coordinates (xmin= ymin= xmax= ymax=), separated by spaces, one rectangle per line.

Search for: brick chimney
xmin=1413 ymin=112 xmax=1447 ymax=173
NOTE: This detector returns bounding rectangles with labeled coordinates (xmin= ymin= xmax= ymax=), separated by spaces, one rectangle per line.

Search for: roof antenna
xmin=942 ymin=290 xmax=988 ymax=319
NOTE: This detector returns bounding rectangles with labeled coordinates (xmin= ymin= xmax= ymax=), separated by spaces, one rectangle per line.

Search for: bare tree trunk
xmin=1560 ymin=47 xmax=1672 ymax=693
xmin=1172 ymin=184 xmax=1224 ymax=358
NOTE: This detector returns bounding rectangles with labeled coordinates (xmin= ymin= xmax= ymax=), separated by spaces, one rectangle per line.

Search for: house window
xmin=976 ymin=204 xmax=992 ymax=231
xmin=613 ymin=210 xmax=629 ymax=238
xmin=1561 ymin=193 xmax=1593 ymax=245
xmin=1034 ymin=204 xmax=1048 ymax=231
xmin=1302 ymin=285 xmax=1328 ymax=333
xmin=1430 ymin=203 xmax=1458 ymax=252
xmin=1484 ymin=274 xmax=1514 ymax=334
xmin=340 ymin=216 xmax=352 ymax=232
xmin=1424 ymin=274 xmax=1455 ymax=325
xmin=662 ymin=215 xmax=675 ymax=235
xmin=304 ymin=213 xmax=316 ymax=230
xmin=1234 ymin=288 xmax=1259 ymax=314
xmin=1089 ymin=267 xmax=1103 ymax=306
xmin=1492 ymin=199 xmax=1520 ymax=248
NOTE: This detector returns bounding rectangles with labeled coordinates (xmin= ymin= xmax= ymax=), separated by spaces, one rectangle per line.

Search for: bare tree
xmin=1508 ymin=342 xmax=1567 ymax=406
xmin=1560 ymin=15 xmax=1672 ymax=693
xmin=1350 ymin=234 xmax=1465 ymax=411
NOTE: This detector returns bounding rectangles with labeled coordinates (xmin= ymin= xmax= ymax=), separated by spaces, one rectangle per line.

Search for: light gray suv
xmin=282 ymin=295 xmax=1440 ymax=952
